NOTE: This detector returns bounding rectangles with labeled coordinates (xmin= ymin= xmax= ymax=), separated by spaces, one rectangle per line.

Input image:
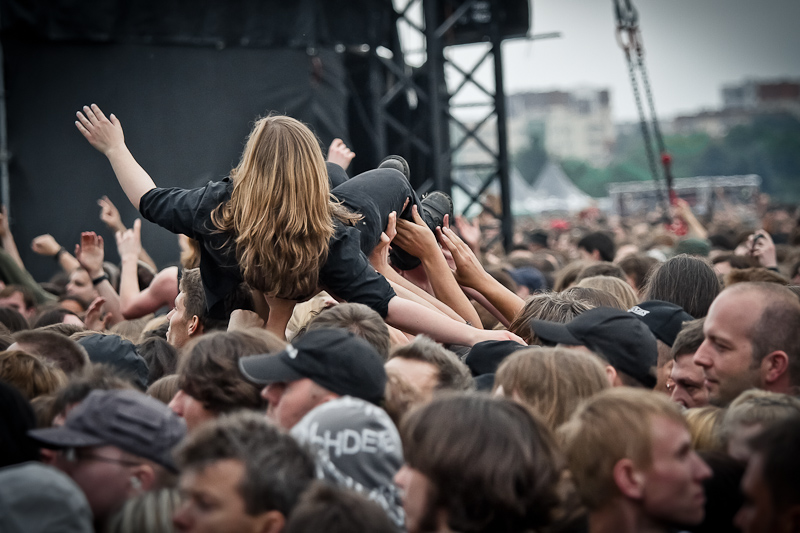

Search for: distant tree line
xmin=512 ymin=113 xmax=800 ymax=202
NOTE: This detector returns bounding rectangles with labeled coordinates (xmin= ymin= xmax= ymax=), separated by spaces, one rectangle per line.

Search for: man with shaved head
xmin=693 ymin=282 xmax=800 ymax=406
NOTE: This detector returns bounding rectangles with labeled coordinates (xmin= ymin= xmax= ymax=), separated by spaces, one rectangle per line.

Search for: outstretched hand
xmin=326 ymin=138 xmax=356 ymax=171
xmin=31 ymin=234 xmax=62 ymax=256
xmin=115 ymin=219 xmax=142 ymax=262
xmin=747 ymin=229 xmax=778 ymax=269
xmin=476 ymin=328 xmax=526 ymax=346
xmin=98 ymin=196 xmax=125 ymax=232
xmin=394 ymin=205 xmax=439 ymax=261
xmin=369 ymin=211 xmax=397 ymax=272
xmin=438 ymin=226 xmax=487 ymax=289
xmin=75 ymin=104 xmax=125 ymax=155
xmin=75 ymin=232 xmax=105 ymax=278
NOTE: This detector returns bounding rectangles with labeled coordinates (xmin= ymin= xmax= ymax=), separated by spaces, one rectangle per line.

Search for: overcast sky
xmin=448 ymin=0 xmax=800 ymax=122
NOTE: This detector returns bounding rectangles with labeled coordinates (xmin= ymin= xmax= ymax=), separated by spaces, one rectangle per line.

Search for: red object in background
xmin=550 ymin=219 xmax=570 ymax=231
xmin=578 ymin=206 xmax=601 ymax=222
xmin=666 ymin=190 xmax=688 ymax=236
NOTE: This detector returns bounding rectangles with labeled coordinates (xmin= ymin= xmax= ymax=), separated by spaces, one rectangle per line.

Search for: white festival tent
xmin=452 ymin=160 xmax=595 ymax=216
xmin=512 ymin=161 xmax=594 ymax=215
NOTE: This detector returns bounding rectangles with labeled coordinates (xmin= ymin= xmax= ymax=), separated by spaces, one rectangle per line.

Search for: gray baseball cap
xmin=0 ymin=462 xmax=93 ymax=533
xmin=29 ymin=389 xmax=186 ymax=472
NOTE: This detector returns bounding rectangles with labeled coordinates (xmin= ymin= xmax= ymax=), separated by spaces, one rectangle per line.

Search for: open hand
xmin=75 ymin=232 xmax=105 ymax=278
xmin=438 ymin=226 xmax=487 ymax=289
xmin=75 ymin=104 xmax=125 ymax=155
xmin=326 ymin=138 xmax=355 ymax=171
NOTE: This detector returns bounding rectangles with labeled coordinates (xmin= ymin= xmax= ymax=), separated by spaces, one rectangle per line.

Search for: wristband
xmin=54 ymin=247 xmax=66 ymax=261
xmin=92 ymin=273 xmax=109 ymax=286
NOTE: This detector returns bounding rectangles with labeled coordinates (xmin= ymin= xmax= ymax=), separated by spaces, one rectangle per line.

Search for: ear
xmin=254 ymin=510 xmax=285 ymax=533
xmin=613 ymin=458 xmax=645 ymax=500
xmin=761 ymin=350 xmax=790 ymax=386
xmin=40 ymin=448 xmax=58 ymax=466
xmin=129 ymin=463 xmax=156 ymax=494
xmin=605 ymin=365 xmax=621 ymax=387
xmin=319 ymin=391 xmax=340 ymax=405
xmin=187 ymin=315 xmax=203 ymax=336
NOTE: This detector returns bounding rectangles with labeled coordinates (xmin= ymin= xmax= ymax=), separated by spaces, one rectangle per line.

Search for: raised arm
xmin=369 ymin=212 xmax=465 ymax=322
xmin=74 ymin=231 xmax=124 ymax=326
xmin=75 ymin=104 xmax=155 ymax=210
xmin=385 ymin=295 xmax=523 ymax=347
xmin=99 ymin=195 xmax=157 ymax=271
xmin=31 ymin=234 xmax=81 ymax=273
xmin=394 ymin=206 xmax=482 ymax=327
xmin=116 ymin=220 xmax=178 ymax=318
xmin=0 ymin=207 xmax=24 ymax=271
xmin=439 ymin=226 xmax=525 ymax=323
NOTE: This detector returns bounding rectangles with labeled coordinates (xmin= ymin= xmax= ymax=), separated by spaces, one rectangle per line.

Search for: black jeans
xmin=332 ymin=168 xmax=422 ymax=256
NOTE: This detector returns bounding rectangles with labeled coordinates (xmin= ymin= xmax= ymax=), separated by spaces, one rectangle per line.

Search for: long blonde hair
xmin=575 ymin=275 xmax=638 ymax=310
xmin=212 ymin=115 xmax=357 ymax=299
xmin=494 ymin=347 xmax=609 ymax=430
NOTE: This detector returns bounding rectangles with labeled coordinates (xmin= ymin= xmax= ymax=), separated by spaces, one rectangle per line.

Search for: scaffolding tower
xmin=362 ymin=0 xmax=530 ymax=251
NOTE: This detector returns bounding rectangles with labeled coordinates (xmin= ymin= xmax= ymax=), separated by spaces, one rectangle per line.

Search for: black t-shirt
xmin=139 ymin=179 xmax=395 ymax=319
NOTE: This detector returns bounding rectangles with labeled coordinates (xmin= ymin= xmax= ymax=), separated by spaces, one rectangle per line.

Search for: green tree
xmin=554 ymin=113 xmax=800 ymax=202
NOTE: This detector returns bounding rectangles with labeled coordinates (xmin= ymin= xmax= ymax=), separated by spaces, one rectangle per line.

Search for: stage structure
xmin=358 ymin=0 xmax=531 ymax=251
xmin=0 ymin=0 xmax=529 ymax=281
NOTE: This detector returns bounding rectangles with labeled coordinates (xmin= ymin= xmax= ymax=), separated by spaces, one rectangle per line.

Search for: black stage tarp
xmin=0 ymin=0 xmax=398 ymax=281
xmin=0 ymin=0 xmax=395 ymax=48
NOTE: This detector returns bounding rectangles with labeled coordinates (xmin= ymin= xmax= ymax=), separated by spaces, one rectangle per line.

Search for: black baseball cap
xmin=239 ymin=328 xmax=387 ymax=405
xmin=465 ymin=340 xmax=527 ymax=377
xmin=531 ymin=307 xmax=658 ymax=388
xmin=628 ymin=300 xmax=693 ymax=347
xmin=28 ymin=389 xmax=186 ymax=472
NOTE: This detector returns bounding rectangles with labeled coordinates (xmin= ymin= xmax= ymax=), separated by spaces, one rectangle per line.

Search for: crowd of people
xmin=0 ymin=103 xmax=799 ymax=533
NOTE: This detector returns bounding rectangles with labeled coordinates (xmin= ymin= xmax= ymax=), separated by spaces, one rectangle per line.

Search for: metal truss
xmin=363 ymin=0 xmax=514 ymax=250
